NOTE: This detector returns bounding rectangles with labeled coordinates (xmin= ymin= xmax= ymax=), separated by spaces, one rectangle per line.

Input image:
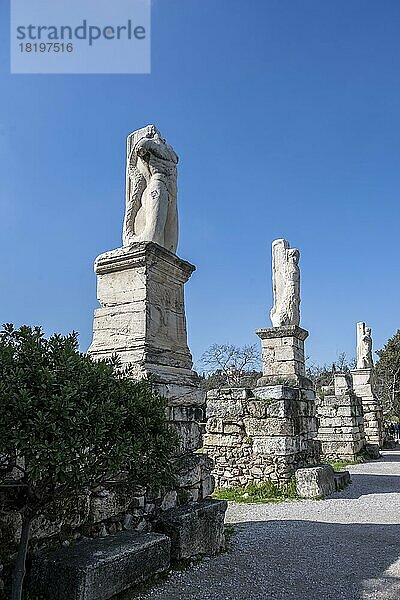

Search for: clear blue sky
xmin=1 ymin=0 xmax=399 ymax=369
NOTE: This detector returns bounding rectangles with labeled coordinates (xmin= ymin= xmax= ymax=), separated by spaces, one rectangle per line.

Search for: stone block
xmin=171 ymin=406 xmax=204 ymax=422
xmin=206 ymin=417 xmax=224 ymax=433
xmin=157 ymin=383 xmax=205 ymax=407
xmin=200 ymin=475 xmax=215 ymax=498
xmin=160 ymin=491 xmax=178 ymax=511
xmin=243 ymin=417 xmax=294 ymax=436
xmin=155 ymin=499 xmax=227 ymax=560
xmin=203 ymin=433 xmax=241 ymax=448
xmin=252 ymin=436 xmax=300 ymax=455
xmin=365 ymin=444 xmax=380 ymax=459
xmin=223 ymin=422 xmax=243 ymax=434
xmin=295 ymin=465 xmax=336 ymax=498
xmin=177 ymin=453 xmax=213 ymax=487
xmin=206 ymin=397 xmax=244 ymax=419
xmin=172 ymin=421 xmax=201 ymax=453
xmin=31 ymin=531 xmax=170 ymax=600
xmin=253 ymin=386 xmax=300 ymax=401
xmin=89 ymin=489 xmax=131 ymax=523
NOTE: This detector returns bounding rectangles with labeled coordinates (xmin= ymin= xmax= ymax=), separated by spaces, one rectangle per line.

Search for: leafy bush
xmin=0 ymin=324 xmax=178 ymax=599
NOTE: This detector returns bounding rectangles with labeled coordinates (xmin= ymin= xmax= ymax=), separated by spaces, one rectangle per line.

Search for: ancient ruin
xmin=351 ymin=322 xmax=384 ymax=448
xmin=316 ymin=372 xmax=366 ymax=461
xmin=12 ymin=126 xmax=226 ymax=598
xmin=257 ymin=239 xmax=309 ymax=389
xmin=204 ymin=239 xmax=320 ymax=487
xmin=123 ymin=124 xmax=179 ymax=253
xmin=88 ymin=124 xmax=225 ymax=545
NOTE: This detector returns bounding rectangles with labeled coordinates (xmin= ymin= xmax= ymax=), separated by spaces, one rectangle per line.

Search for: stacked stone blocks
xmin=203 ymin=385 xmax=320 ymax=488
xmin=351 ymin=369 xmax=384 ymax=448
xmin=316 ymin=374 xmax=366 ymax=460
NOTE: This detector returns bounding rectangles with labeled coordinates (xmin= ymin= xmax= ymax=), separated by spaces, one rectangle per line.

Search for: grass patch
xmin=213 ymin=477 xmax=299 ymax=504
xmin=328 ymin=456 xmax=366 ymax=472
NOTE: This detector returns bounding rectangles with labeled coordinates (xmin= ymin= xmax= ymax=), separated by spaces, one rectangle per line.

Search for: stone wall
xmin=203 ymin=386 xmax=320 ymax=488
xmin=351 ymin=369 xmax=384 ymax=448
xmin=316 ymin=374 xmax=366 ymax=461
xmin=0 ymin=453 xmax=215 ymax=585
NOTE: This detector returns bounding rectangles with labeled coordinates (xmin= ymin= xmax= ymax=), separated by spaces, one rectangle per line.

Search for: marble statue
xmin=123 ymin=124 xmax=179 ymax=253
xmin=356 ymin=322 xmax=374 ymax=369
xmin=270 ymin=239 xmax=300 ymax=327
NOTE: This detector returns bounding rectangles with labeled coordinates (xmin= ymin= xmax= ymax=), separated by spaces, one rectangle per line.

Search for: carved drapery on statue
xmin=123 ymin=124 xmax=179 ymax=253
xmin=356 ymin=322 xmax=374 ymax=369
xmin=270 ymin=239 xmax=301 ymax=327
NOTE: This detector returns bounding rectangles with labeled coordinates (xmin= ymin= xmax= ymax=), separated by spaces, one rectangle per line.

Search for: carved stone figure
xmin=123 ymin=124 xmax=179 ymax=253
xmin=270 ymin=239 xmax=300 ymax=327
xmin=356 ymin=322 xmax=374 ymax=369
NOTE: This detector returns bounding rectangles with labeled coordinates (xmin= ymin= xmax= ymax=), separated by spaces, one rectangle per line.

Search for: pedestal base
xmin=256 ymin=326 xmax=312 ymax=388
xmin=89 ymin=242 xmax=195 ymax=381
xmin=204 ymin=386 xmax=321 ymax=488
xmin=351 ymin=368 xmax=384 ymax=448
xmin=89 ymin=242 xmax=204 ymax=455
xmin=317 ymin=374 xmax=366 ymax=461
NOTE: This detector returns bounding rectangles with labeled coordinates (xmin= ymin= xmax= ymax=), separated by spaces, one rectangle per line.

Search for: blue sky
xmin=1 ymin=0 xmax=400 ymax=369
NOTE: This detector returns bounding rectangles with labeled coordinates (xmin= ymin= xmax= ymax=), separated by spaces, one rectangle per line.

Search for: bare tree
xmin=200 ymin=343 xmax=261 ymax=387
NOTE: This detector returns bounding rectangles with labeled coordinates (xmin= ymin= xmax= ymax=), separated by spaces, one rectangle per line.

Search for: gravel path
xmin=137 ymin=450 xmax=400 ymax=600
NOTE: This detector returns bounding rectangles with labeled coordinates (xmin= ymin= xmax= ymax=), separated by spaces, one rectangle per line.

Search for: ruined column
xmin=351 ymin=322 xmax=384 ymax=448
xmin=256 ymin=239 xmax=312 ymax=389
xmin=317 ymin=373 xmax=366 ymax=461
xmin=89 ymin=125 xmax=226 ymax=557
xmin=204 ymin=239 xmax=320 ymax=488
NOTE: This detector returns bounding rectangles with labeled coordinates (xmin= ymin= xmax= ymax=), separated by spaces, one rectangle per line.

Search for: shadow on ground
xmin=133 ymin=520 xmax=400 ymax=600
xmin=133 ymin=451 xmax=400 ymax=600
xmin=330 ymin=451 xmax=400 ymax=499
xmin=333 ymin=472 xmax=400 ymax=499
xmin=221 ymin=519 xmax=400 ymax=600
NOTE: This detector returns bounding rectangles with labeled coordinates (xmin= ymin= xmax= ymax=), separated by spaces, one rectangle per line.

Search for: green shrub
xmin=0 ymin=324 xmax=178 ymax=600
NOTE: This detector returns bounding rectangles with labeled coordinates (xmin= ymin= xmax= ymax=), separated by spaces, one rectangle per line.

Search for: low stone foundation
xmin=0 ymin=453 xmax=217 ymax=589
xmin=203 ymin=386 xmax=320 ymax=488
xmin=155 ymin=499 xmax=227 ymax=560
xmin=316 ymin=374 xmax=366 ymax=461
xmin=351 ymin=369 xmax=384 ymax=448
xmin=31 ymin=531 xmax=170 ymax=600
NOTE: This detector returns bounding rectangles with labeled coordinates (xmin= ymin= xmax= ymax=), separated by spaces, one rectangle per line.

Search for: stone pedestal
xmin=351 ymin=368 xmax=384 ymax=448
xmin=89 ymin=242 xmax=195 ymax=383
xmin=87 ymin=241 xmax=227 ymax=558
xmin=89 ymin=242 xmax=204 ymax=454
xmin=256 ymin=326 xmax=311 ymax=389
xmin=203 ymin=386 xmax=320 ymax=488
xmin=317 ymin=373 xmax=366 ymax=461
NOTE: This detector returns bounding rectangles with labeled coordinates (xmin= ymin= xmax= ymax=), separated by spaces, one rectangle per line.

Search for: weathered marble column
xmin=351 ymin=322 xmax=384 ymax=448
xmin=88 ymin=126 xmax=226 ymax=558
xmin=203 ymin=238 xmax=320 ymax=488
xmin=256 ymin=239 xmax=312 ymax=389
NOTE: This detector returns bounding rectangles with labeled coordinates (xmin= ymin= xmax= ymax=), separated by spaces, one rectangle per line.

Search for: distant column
xmin=351 ymin=322 xmax=384 ymax=448
xmin=256 ymin=239 xmax=311 ymax=389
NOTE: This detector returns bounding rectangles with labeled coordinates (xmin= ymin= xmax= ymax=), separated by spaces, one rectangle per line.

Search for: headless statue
xmin=356 ymin=322 xmax=374 ymax=369
xmin=123 ymin=125 xmax=179 ymax=253
xmin=270 ymin=239 xmax=301 ymax=327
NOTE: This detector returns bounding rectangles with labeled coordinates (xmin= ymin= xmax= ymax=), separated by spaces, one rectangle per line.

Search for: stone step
xmin=31 ymin=531 xmax=170 ymax=600
xmin=155 ymin=498 xmax=227 ymax=560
